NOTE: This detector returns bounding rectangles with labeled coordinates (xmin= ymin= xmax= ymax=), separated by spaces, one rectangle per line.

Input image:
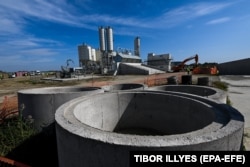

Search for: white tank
xmin=98 ymin=27 xmax=106 ymax=52
xmin=106 ymin=26 xmax=113 ymax=52
xmin=91 ymin=49 xmax=96 ymax=61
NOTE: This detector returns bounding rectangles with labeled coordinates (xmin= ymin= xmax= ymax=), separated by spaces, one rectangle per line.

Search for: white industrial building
xmin=78 ymin=43 xmax=97 ymax=67
xmin=147 ymin=53 xmax=172 ymax=72
xmin=76 ymin=26 xmax=165 ymax=75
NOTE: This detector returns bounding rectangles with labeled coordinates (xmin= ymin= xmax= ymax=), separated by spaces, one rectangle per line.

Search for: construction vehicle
xmin=60 ymin=59 xmax=74 ymax=78
xmin=171 ymin=54 xmax=198 ymax=72
xmin=192 ymin=66 xmax=218 ymax=75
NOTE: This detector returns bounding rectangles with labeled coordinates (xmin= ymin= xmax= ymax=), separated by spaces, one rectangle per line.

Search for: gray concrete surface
xmin=147 ymin=85 xmax=227 ymax=103
xmin=55 ymin=91 xmax=244 ymax=167
xmin=219 ymin=75 xmax=250 ymax=128
xmin=101 ymin=83 xmax=147 ymax=92
xmin=18 ymin=86 xmax=104 ymax=131
xmin=219 ymin=75 xmax=250 ymax=150
xmin=118 ymin=63 xmax=165 ymax=75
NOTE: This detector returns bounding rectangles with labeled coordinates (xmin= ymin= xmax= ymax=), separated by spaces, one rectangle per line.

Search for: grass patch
xmin=226 ymin=96 xmax=233 ymax=106
xmin=211 ymin=81 xmax=232 ymax=106
xmin=212 ymin=81 xmax=228 ymax=91
xmin=0 ymin=116 xmax=37 ymax=156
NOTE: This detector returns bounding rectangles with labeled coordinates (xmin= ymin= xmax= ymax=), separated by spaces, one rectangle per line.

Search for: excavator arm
xmin=172 ymin=54 xmax=198 ymax=72
xmin=66 ymin=59 xmax=74 ymax=67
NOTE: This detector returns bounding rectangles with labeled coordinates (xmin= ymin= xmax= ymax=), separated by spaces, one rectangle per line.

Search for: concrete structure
xmin=218 ymin=58 xmax=250 ymax=75
xmin=18 ymin=86 xmax=104 ymax=131
xmin=220 ymin=75 xmax=250 ymax=128
xmin=98 ymin=26 xmax=115 ymax=73
xmin=98 ymin=27 xmax=144 ymax=74
xmin=101 ymin=83 xmax=147 ymax=92
xmin=114 ymin=52 xmax=141 ymax=63
xmin=147 ymin=85 xmax=227 ymax=103
xmin=147 ymin=53 xmax=172 ymax=71
xmin=118 ymin=63 xmax=165 ymax=75
xmin=55 ymin=91 xmax=244 ymax=167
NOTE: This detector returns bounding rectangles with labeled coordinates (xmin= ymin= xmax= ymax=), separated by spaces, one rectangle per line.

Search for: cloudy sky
xmin=0 ymin=0 xmax=249 ymax=72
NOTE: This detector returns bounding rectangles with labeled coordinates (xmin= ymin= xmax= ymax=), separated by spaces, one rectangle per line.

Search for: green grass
xmin=0 ymin=116 xmax=37 ymax=156
xmin=211 ymin=81 xmax=232 ymax=106
xmin=212 ymin=81 xmax=228 ymax=91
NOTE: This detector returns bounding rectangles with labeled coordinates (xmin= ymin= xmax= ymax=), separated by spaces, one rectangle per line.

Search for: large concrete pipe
xmin=102 ymin=83 xmax=147 ymax=92
xmin=55 ymin=92 xmax=244 ymax=167
xmin=18 ymin=86 xmax=104 ymax=130
xmin=181 ymin=75 xmax=192 ymax=84
xmin=147 ymin=85 xmax=227 ymax=103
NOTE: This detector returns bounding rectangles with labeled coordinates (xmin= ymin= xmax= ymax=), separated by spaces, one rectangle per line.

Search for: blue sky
xmin=0 ymin=0 xmax=249 ymax=72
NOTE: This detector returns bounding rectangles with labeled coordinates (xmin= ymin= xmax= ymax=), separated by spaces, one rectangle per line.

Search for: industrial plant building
xmin=77 ymin=26 xmax=158 ymax=75
xmin=78 ymin=43 xmax=101 ymax=67
xmin=147 ymin=53 xmax=172 ymax=72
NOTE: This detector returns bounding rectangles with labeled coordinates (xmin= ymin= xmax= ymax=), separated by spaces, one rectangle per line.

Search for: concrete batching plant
xmin=78 ymin=26 xmax=166 ymax=75
xmin=98 ymin=26 xmax=115 ymax=74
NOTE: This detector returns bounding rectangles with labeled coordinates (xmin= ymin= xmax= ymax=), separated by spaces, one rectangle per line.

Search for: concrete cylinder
xmin=55 ymin=92 xmax=244 ymax=167
xmin=167 ymin=76 xmax=178 ymax=85
xmin=197 ymin=77 xmax=209 ymax=86
xmin=181 ymin=75 xmax=192 ymax=85
xmin=18 ymin=86 xmax=104 ymax=130
xmin=101 ymin=83 xmax=146 ymax=92
xmin=147 ymin=85 xmax=227 ymax=103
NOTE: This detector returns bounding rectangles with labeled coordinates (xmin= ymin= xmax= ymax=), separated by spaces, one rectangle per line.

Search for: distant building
xmin=114 ymin=52 xmax=141 ymax=63
xmin=147 ymin=53 xmax=172 ymax=71
xmin=78 ymin=43 xmax=97 ymax=67
xmin=134 ymin=36 xmax=140 ymax=57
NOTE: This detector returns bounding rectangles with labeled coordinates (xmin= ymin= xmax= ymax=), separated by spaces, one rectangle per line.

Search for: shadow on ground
xmin=6 ymin=123 xmax=58 ymax=167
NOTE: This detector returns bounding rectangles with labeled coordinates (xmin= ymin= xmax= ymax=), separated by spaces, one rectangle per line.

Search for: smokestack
xmin=134 ymin=36 xmax=140 ymax=57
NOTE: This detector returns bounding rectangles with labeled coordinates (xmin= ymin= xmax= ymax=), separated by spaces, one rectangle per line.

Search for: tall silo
xmin=134 ymin=36 xmax=140 ymax=57
xmin=98 ymin=27 xmax=106 ymax=52
xmin=91 ymin=48 xmax=96 ymax=61
xmin=106 ymin=26 xmax=113 ymax=52
xmin=78 ymin=43 xmax=92 ymax=67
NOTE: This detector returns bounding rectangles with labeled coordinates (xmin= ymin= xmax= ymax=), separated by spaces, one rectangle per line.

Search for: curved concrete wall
xmin=101 ymin=83 xmax=147 ymax=92
xmin=55 ymin=92 xmax=244 ymax=167
xmin=18 ymin=86 xmax=104 ymax=130
xmin=147 ymin=85 xmax=227 ymax=103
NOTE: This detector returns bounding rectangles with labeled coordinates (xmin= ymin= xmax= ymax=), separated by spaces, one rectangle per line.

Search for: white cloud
xmin=0 ymin=1 xmax=234 ymax=32
xmin=152 ymin=2 xmax=233 ymax=28
xmin=206 ymin=17 xmax=231 ymax=25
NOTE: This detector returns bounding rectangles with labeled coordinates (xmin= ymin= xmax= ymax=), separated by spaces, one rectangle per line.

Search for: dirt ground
xmin=1 ymin=72 xmax=249 ymax=150
xmin=0 ymin=72 xmax=187 ymax=104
